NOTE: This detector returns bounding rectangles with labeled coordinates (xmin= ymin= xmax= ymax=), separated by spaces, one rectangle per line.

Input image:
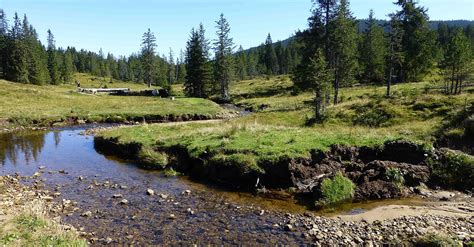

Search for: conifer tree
xmin=440 ymin=29 xmax=472 ymax=94
xmin=176 ymin=49 xmax=186 ymax=83
xmin=213 ymin=13 xmax=234 ymax=101
xmin=6 ymin=13 xmax=29 ymax=83
xmin=167 ymin=48 xmax=175 ymax=85
xmin=394 ymin=0 xmax=436 ymax=82
xmin=0 ymin=9 xmax=7 ymax=78
xmin=236 ymin=45 xmax=247 ymax=80
xmin=185 ymin=27 xmax=211 ymax=98
xmin=263 ymin=34 xmax=278 ymax=74
xmin=387 ymin=14 xmax=404 ymax=96
xmin=359 ymin=10 xmax=386 ymax=84
xmin=47 ymin=29 xmax=60 ymax=84
xmin=141 ymin=28 xmax=157 ymax=87
xmin=330 ymin=0 xmax=357 ymax=104
xmin=60 ymin=50 xmax=74 ymax=83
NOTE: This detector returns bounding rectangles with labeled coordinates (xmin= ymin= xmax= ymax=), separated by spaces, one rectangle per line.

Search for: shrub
xmin=138 ymin=147 xmax=168 ymax=169
xmin=318 ymin=172 xmax=356 ymax=207
xmin=428 ymin=149 xmax=474 ymax=192
xmin=415 ymin=232 xmax=461 ymax=247
xmin=385 ymin=167 xmax=405 ymax=188
xmin=163 ymin=168 xmax=179 ymax=177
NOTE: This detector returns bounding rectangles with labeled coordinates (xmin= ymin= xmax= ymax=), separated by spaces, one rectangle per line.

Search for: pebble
xmin=112 ymin=194 xmax=123 ymax=198
xmin=159 ymin=193 xmax=169 ymax=199
xmin=120 ymin=199 xmax=129 ymax=205
xmin=146 ymin=189 xmax=155 ymax=196
xmin=81 ymin=211 xmax=92 ymax=217
xmin=169 ymin=214 xmax=176 ymax=219
xmin=284 ymin=224 xmax=293 ymax=231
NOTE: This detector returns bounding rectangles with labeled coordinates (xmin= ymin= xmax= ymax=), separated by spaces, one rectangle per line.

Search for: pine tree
xmin=60 ymin=50 xmax=74 ymax=83
xmin=263 ymin=33 xmax=278 ymax=74
xmin=47 ymin=29 xmax=60 ymax=84
xmin=235 ymin=45 xmax=247 ymax=80
xmin=387 ymin=14 xmax=404 ymax=96
xmin=141 ymin=28 xmax=157 ymax=87
xmin=359 ymin=10 xmax=386 ymax=84
xmin=440 ymin=29 xmax=472 ymax=94
xmin=213 ymin=13 xmax=234 ymax=101
xmin=394 ymin=0 xmax=436 ymax=82
xmin=185 ymin=27 xmax=211 ymax=98
xmin=6 ymin=13 xmax=29 ymax=83
xmin=23 ymin=15 xmax=48 ymax=84
xmin=0 ymin=9 xmax=7 ymax=78
xmin=167 ymin=48 xmax=175 ymax=85
xmin=330 ymin=0 xmax=357 ymax=104
xmin=300 ymin=49 xmax=332 ymax=121
xmin=176 ymin=49 xmax=186 ymax=83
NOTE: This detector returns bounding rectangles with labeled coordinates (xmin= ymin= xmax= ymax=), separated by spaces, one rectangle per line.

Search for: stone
xmin=81 ymin=211 xmax=92 ymax=217
xmin=169 ymin=214 xmax=176 ymax=219
xmin=120 ymin=199 xmax=129 ymax=205
xmin=146 ymin=189 xmax=155 ymax=196
xmin=159 ymin=193 xmax=169 ymax=199
xmin=112 ymin=194 xmax=123 ymax=198
xmin=284 ymin=224 xmax=293 ymax=231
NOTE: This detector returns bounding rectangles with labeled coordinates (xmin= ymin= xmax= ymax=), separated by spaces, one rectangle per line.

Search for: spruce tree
xmin=6 ymin=13 xmax=29 ymax=83
xmin=213 ymin=13 xmax=234 ymax=101
xmin=0 ymin=9 xmax=7 ymax=78
xmin=60 ymin=50 xmax=74 ymax=83
xmin=47 ymin=29 xmax=60 ymax=84
xmin=23 ymin=15 xmax=48 ymax=84
xmin=185 ymin=28 xmax=211 ymax=98
xmin=176 ymin=49 xmax=186 ymax=83
xmin=330 ymin=0 xmax=357 ymax=104
xmin=440 ymin=29 xmax=472 ymax=94
xmin=141 ymin=28 xmax=157 ymax=87
xmin=236 ymin=45 xmax=247 ymax=80
xmin=387 ymin=14 xmax=404 ymax=96
xmin=359 ymin=10 xmax=386 ymax=84
xmin=167 ymin=48 xmax=175 ymax=85
xmin=263 ymin=33 xmax=278 ymax=74
xmin=394 ymin=0 xmax=436 ymax=82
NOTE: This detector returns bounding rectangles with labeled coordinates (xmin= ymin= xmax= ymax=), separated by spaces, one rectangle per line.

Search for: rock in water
xmin=120 ymin=199 xmax=129 ymax=205
xmin=146 ymin=189 xmax=155 ymax=196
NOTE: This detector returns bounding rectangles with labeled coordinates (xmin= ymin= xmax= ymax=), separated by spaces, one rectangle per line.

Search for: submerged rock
xmin=146 ymin=189 xmax=155 ymax=196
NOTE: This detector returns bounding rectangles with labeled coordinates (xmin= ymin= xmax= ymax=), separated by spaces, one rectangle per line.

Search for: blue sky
xmin=1 ymin=0 xmax=473 ymax=58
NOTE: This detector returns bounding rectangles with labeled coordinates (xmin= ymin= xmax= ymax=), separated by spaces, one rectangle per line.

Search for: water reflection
xmin=0 ymin=131 xmax=46 ymax=165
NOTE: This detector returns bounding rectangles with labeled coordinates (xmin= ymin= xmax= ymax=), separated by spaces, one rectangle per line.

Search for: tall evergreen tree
xmin=213 ymin=13 xmax=234 ymax=101
xmin=141 ymin=28 xmax=157 ymax=88
xmin=235 ymin=45 xmax=247 ymax=80
xmin=330 ymin=0 xmax=357 ymax=104
xmin=47 ymin=29 xmax=60 ymax=84
xmin=394 ymin=0 xmax=436 ymax=82
xmin=23 ymin=15 xmax=48 ymax=84
xmin=359 ymin=10 xmax=386 ymax=84
xmin=387 ymin=14 xmax=404 ymax=96
xmin=263 ymin=33 xmax=278 ymax=74
xmin=60 ymin=50 xmax=74 ymax=83
xmin=6 ymin=13 xmax=29 ymax=83
xmin=440 ymin=29 xmax=472 ymax=94
xmin=185 ymin=28 xmax=211 ymax=98
xmin=167 ymin=48 xmax=175 ymax=85
xmin=176 ymin=49 xmax=186 ymax=83
xmin=0 ymin=9 xmax=8 ymax=78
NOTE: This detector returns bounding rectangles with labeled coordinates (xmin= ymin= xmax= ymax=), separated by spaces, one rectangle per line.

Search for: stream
xmin=0 ymin=126 xmax=427 ymax=245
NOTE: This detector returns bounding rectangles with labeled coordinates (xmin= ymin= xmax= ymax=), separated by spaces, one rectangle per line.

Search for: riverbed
xmin=0 ymin=127 xmax=472 ymax=245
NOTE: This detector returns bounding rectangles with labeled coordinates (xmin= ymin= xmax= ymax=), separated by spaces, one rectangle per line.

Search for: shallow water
xmin=0 ymin=127 xmax=425 ymax=244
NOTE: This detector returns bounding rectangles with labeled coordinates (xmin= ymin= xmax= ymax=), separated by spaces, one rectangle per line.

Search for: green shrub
xmin=318 ymin=172 xmax=356 ymax=207
xmin=415 ymin=232 xmax=461 ymax=247
xmin=385 ymin=167 xmax=405 ymax=188
xmin=163 ymin=168 xmax=179 ymax=177
xmin=352 ymin=103 xmax=400 ymax=127
xmin=429 ymin=149 xmax=474 ymax=191
xmin=138 ymin=147 xmax=168 ymax=169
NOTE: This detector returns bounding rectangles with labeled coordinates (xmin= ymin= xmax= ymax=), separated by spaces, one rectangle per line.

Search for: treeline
xmin=291 ymin=0 xmax=473 ymax=120
xmin=0 ymin=9 xmax=184 ymax=88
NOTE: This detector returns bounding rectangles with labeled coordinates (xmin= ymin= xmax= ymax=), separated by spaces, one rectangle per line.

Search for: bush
xmin=138 ymin=147 xmax=168 ymax=169
xmin=415 ymin=232 xmax=461 ymax=247
xmin=428 ymin=149 xmax=474 ymax=192
xmin=318 ymin=172 xmax=356 ymax=207
xmin=385 ymin=167 xmax=405 ymax=188
xmin=352 ymin=102 xmax=400 ymax=127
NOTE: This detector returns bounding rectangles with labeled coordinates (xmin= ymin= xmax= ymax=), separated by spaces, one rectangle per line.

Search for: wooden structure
xmin=78 ymin=88 xmax=131 ymax=94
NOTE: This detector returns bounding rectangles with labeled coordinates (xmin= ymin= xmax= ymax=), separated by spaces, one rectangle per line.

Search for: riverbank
xmin=0 ymin=175 xmax=86 ymax=246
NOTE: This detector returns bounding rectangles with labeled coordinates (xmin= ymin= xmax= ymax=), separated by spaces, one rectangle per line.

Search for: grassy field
xmin=97 ymin=75 xmax=473 ymax=175
xmin=0 ymin=73 xmax=227 ymax=128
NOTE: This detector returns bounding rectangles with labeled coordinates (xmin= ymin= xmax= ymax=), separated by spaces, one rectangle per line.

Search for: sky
xmin=0 ymin=0 xmax=473 ymax=58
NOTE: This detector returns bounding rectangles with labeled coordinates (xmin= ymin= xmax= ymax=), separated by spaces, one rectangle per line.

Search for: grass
xmin=415 ymin=232 xmax=461 ymax=247
xmin=0 ymin=73 xmax=227 ymax=128
xmin=97 ymin=75 xmax=473 ymax=180
xmin=317 ymin=172 xmax=356 ymax=207
xmin=0 ymin=203 xmax=86 ymax=247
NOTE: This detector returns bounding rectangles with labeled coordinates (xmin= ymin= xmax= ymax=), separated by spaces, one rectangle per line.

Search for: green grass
xmin=317 ymin=172 xmax=356 ymax=207
xmin=0 ymin=74 xmax=227 ymax=128
xmin=0 ymin=214 xmax=86 ymax=247
xmin=95 ymin=75 xmax=472 ymax=181
xmin=415 ymin=232 xmax=461 ymax=247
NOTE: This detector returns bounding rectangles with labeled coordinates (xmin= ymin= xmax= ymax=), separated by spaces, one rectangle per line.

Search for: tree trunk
xmin=315 ymin=89 xmax=322 ymax=120
xmin=454 ymin=76 xmax=459 ymax=95
xmin=450 ymin=65 xmax=455 ymax=94
xmin=333 ymin=78 xmax=339 ymax=105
